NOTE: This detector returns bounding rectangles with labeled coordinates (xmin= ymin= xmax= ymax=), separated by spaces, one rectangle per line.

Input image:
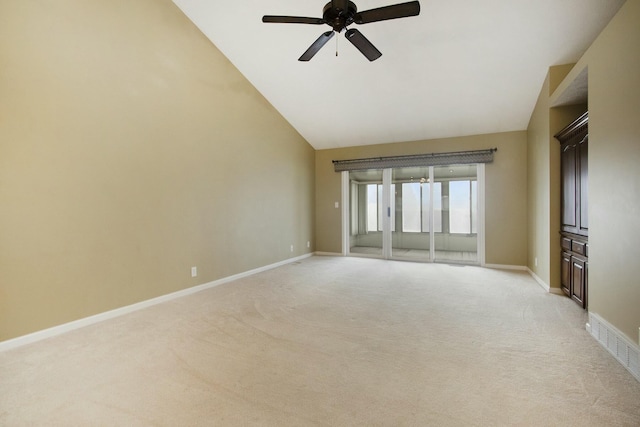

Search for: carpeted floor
xmin=1 ymin=256 xmax=639 ymax=426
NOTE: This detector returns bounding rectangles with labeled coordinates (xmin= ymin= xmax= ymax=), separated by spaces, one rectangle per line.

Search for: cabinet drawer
xmin=572 ymin=240 xmax=587 ymax=255
xmin=561 ymin=237 xmax=572 ymax=251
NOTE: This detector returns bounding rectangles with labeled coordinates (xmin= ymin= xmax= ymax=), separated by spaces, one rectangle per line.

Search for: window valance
xmin=332 ymin=148 xmax=497 ymax=172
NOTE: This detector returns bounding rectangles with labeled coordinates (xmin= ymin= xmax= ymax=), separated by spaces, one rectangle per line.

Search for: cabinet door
xmin=578 ymin=136 xmax=588 ymax=235
xmin=571 ymin=257 xmax=586 ymax=307
xmin=561 ymin=143 xmax=578 ymax=233
xmin=561 ymin=252 xmax=572 ymax=296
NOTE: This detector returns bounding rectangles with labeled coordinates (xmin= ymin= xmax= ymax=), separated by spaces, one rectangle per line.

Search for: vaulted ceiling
xmin=172 ymin=0 xmax=625 ymax=150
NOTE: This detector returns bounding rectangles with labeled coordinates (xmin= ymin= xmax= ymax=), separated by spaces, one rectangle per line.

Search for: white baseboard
xmin=524 ymin=267 xmax=563 ymax=294
xmin=0 ymin=253 xmax=313 ymax=353
xmin=588 ymin=312 xmax=640 ymax=383
xmin=485 ymin=265 xmax=563 ymax=295
xmin=484 ymin=264 xmax=554 ymax=292
xmin=525 ymin=267 xmax=549 ymax=292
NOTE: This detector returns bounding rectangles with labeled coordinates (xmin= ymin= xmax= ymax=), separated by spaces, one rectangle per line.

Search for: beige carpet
xmin=1 ymin=256 xmax=639 ymax=426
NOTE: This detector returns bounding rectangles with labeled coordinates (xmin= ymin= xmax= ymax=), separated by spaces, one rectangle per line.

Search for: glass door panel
xmin=348 ymin=169 xmax=384 ymax=257
xmin=433 ymin=164 xmax=478 ymax=263
xmin=391 ymin=167 xmax=431 ymax=261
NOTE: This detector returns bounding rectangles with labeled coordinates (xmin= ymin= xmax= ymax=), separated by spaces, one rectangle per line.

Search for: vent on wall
xmin=588 ymin=312 xmax=640 ymax=382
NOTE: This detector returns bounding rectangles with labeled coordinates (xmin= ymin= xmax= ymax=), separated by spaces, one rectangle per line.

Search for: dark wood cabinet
xmin=570 ymin=254 xmax=587 ymax=306
xmin=555 ymin=112 xmax=588 ymax=309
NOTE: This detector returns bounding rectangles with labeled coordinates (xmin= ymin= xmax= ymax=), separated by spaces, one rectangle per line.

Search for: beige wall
xmin=0 ymin=0 xmax=315 ymax=341
xmin=526 ymin=74 xmax=553 ymax=285
xmin=315 ymin=132 xmax=528 ymax=266
xmin=528 ymin=0 xmax=640 ymax=343
xmin=581 ymin=0 xmax=640 ymax=344
xmin=526 ymin=69 xmax=586 ymax=289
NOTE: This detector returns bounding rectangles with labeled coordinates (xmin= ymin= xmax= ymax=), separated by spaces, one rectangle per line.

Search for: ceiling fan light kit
xmin=262 ymin=0 xmax=420 ymax=61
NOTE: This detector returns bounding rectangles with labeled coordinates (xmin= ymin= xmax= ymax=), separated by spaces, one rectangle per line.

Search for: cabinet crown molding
xmin=555 ymin=111 xmax=588 ymax=142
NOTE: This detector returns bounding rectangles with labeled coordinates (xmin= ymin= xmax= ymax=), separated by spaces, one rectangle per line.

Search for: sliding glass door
xmin=433 ymin=164 xmax=478 ymax=263
xmin=346 ymin=164 xmax=483 ymax=264
xmin=348 ymin=169 xmax=384 ymax=257
xmin=390 ymin=166 xmax=432 ymax=261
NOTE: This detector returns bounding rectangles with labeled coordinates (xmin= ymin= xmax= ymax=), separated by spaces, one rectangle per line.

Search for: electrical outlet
xmin=191 ymin=266 xmax=197 ymax=277
xmin=334 ymin=201 xmax=339 ymax=208
xmin=290 ymin=245 xmax=294 ymax=252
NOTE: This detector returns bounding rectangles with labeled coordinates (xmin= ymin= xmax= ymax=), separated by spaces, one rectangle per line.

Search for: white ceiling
xmin=172 ymin=0 xmax=624 ymax=150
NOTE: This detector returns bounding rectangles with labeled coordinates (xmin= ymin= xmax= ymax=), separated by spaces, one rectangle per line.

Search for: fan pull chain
xmin=336 ymin=33 xmax=339 ymax=57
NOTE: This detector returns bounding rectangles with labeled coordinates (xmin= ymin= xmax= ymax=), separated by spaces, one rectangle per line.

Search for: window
xmin=401 ymin=183 xmax=421 ymax=232
xmin=366 ymin=178 xmax=475 ymax=234
xmin=401 ymin=182 xmax=442 ymax=232
xmin=423 ymin=182 xmax=442 ymax=232
xmin=471 ymin=180 xmax=477 ymax=234
xmin=366 ymin=184 xmax=377 ymax=232
xmin=366 ymin=184 xmax=395 ymax=232
xmin=448 ymin=180 xmax=477 ymax=234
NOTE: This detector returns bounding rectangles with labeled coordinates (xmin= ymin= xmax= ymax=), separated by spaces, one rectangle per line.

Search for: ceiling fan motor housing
xmin=322 ymin=1 xmax=358 ymax=32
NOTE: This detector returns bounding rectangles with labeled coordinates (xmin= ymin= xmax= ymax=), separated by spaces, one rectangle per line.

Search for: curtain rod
xmin=332 ymin=148 xmax=498 ymax=172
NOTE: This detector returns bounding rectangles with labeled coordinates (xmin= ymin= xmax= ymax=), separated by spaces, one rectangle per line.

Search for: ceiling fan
xmin=262 ymin=0 xmax=420 ymax=62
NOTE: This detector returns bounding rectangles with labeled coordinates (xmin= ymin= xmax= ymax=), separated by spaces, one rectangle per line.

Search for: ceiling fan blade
xmin=345 ymin=28 xmax=382 ymax=61
xmin=354 ymin=1 xmax=420 ymax=24
xmin=299 ymin=31 xmax=335 ymax=61
xmin=262 ymin=16 xmax=325 ymax=25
